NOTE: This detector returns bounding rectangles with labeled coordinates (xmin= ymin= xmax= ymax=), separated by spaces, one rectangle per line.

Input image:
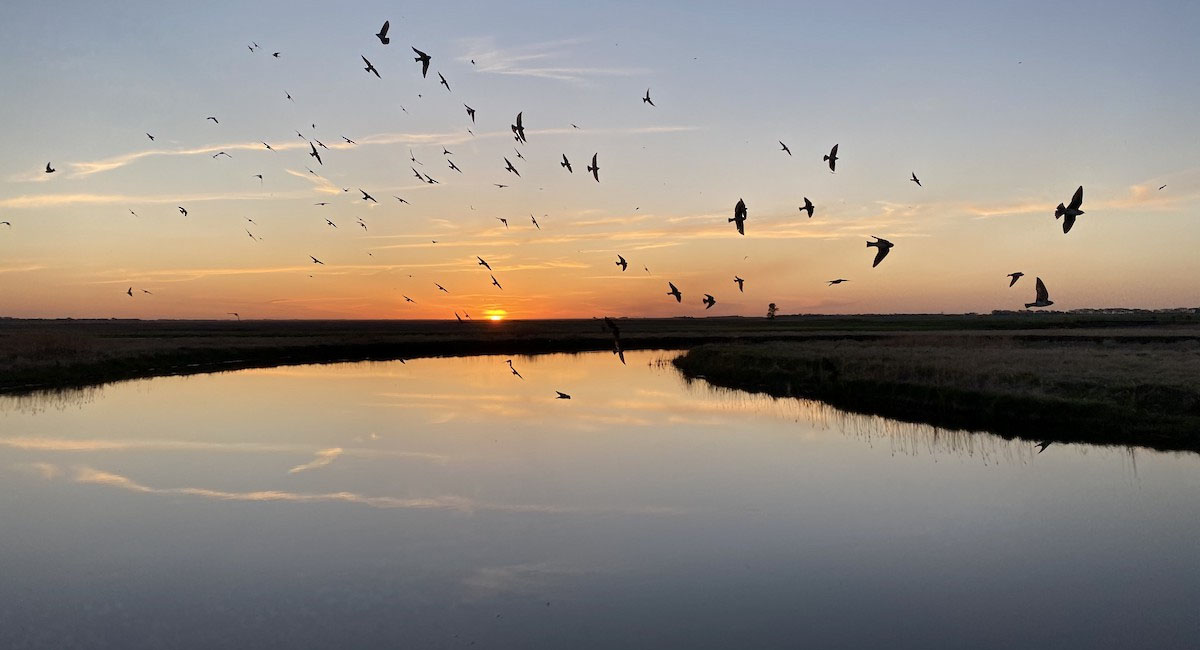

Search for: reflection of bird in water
xmin=603 ymin=316 xmax=625 ymax=365
xmin=1035 ymin=441 xmax=1052 ymax=454
xmin=556 ymin=391 xmax=571 ymax=399
xmin=1007 ymin=272 xmax=1024 ymax=287
xmin=1025 ymin=277 xmax=1054 ymax=309
xmin=506 ymin=359 xmax=523 ymax=379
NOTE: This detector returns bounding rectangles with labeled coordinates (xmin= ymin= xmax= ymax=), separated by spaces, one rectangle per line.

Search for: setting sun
xmin=484 ymin=309 xmax=507 ymax=321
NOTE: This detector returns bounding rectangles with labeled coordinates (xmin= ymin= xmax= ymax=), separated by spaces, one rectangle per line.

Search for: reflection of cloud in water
xmin=67 ymin=466 xmax=680 ymax=515
xmin=287 ymin=447 xmax=343 ymax=474
xmin=0 ymin=436 xmax=448 ymax=463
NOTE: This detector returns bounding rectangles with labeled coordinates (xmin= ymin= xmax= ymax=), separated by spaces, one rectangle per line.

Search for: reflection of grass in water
xmin=674 ymin=337 xmax=1200 ymax=452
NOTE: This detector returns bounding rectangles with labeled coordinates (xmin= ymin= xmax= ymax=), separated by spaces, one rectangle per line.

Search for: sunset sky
xmin=0 ymin=0 xmax=1197 ymax=319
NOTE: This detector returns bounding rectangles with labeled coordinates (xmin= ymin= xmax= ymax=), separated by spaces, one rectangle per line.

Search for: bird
xmin=1007 ymin=272 xmax=1025 ymax=287
xmin=514 ymin=148 xmax=525 ymax=161
xmin=411 ymin=167 xmax=424 ymax=181
xmin=587 ymin=153 xmax=599 ymax=182
xmin=667 ymin=282 xmax=682 ymax=302
xmin=779 ymin=141 xmax=791 ymax=155
xmin=454 ymin=312 xmax=462 ymax=323
xmin=496 ymin=218 xmax=508 ymax=228
xmin=556 ymin=391 xmax=572 ymax=399
xmin=309 ymin=143 xmax=323 ymax=165
xmin=362 ymin=55 xmax=380 ymax=78
xmin=730 ymin=198 xmax=747 ymax=235
xmin=285 ymin=91 xmax=293 ymax=102
xmin=643 ymin=89 xmax=655 ymax=106
xmin=438 ymin=72 xmax=450 ymax=91
xmin=342 ymin=136 xmax=357 ymax=145
xmin=310 ymin=255 xmax=324 ymax=265
xmin=1159 ymin=184 xmax=1167 ymax=191
xmin=911 ymin=172 xmax=922 ymax=187
xmin=799 ymin=197 xmax=814 ymax=218
xmin=616 ymin=255 xmax=628 ymax=272
xmin=252 ymin=174 xmax=263 ymax=183
xmin=178 ymin=206 xmax=188 ymax=216
xmin=560 ymin=155 xmax=573 ymax=173
xmin=314 ymin=202 xmax=330 ymax=206
xmin=261 ymin=141 xmax=274 ymax=151
xmin=506 ymin=359 xmax=523 ymax=379
xmin=702 ymin=294 xmax=716 ymax=309
xmin=511 ymin=112 xmax=526 ymax=143
xmin=423 ymin=173 xmax=438 ymax=185
xmin=1054 ymin=186 xmax=1084 ymax=234
xmin=403 ymin=295 xmax=414 ymax=303
xmin=531 ymin=215 xmax=540 ymax=229
xmin=494 ymin=184 xmax=508 ymax=188
xmin=206 ymin=116 xmax=219 ymax=123
xmin=212 ymin=151 xmax=231 ymax=159
xmin=866 ymin=236 xmax=893 ymax=267
xmin=504 ymin=157 xmax=520 ymax=176
xmin=464 ymin=104 xmax=476 ymax=123
xmin=1025 ymin=277 xmax=1054 ymax=309
xmin=491 ymin=275 xmax=503 ymax=290
xmin=375 ymin=20 xmax=390 ymax=45
xmin=412 ymin=47 xmax=431 ymax=77
xmin=0 ymin=221 xmax=10 ymax=227
xmin=146 ymin=133 xmax=155 ymax=141
xmin=823 ymin=144 xmax=839 ymax=172
xmin=325 ymin=219 xmax=337 ymax=228
xmin=360 ymin=189 xmax=377 ymax=203
xmin=477 ymin=256 xmax=492 ymax=270
xmin=44 ymin=162 xmax=55 ymax=174
xmin=828 ymin=278 xmax=849 ymax=286
xmin=1035 ymin=441 xmax=1052 ymax=454
xmin=435 ymin=283 xmax=448 ymax=293
xmin=440 ymin=157 xmax=460 ymax=173
xmin=126 ymin=287 xmax=133 ymax=297
xmin=357 ymin=218 xmax=368 ymax=232
xmin=734 ymin=276 xmax=744 ymax=292
xmin=272 ymin=52 xmax=280 ymax=58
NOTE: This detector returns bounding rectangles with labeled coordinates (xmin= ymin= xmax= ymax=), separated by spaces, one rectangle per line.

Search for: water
xmin=1 ymin=350 xmax=1197 ymax=649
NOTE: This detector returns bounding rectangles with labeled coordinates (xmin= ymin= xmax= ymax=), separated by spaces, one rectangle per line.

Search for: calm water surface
xmin=1 ymin=351 xmax=1197 ymax=649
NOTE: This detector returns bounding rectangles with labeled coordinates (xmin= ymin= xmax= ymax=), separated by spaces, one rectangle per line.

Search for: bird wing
xmin=830 ymin=144 xmax=838 ymax=157
xmin=1068 ymin=186 xmax=1083 ymax=211
xmin=379 ymin=21 xmax=389 ymax=37
xmin=1035 ymin=277 xmax=1049 ymax=302
xmin=872 ymin=246 xmax=890 ymax=267
xmin=1063 ymin=214 xmax=1076 ymax=234
xmin=668 ymin=282 xmax=678 ymax=293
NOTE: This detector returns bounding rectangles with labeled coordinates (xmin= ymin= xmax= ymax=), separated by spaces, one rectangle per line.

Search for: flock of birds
xmin=12 ymin=18 xmax=1136 ymax=400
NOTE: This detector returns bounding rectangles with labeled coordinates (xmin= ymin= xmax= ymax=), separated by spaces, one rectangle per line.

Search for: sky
xmin=0 ymin=0 xmax=1197 ymax=319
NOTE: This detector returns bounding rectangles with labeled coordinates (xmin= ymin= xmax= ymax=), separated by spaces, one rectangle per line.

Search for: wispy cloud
xmin=287 ymin=447 xmax=343 ymax=474
xmin=457 ymin=37 xmax=650 ymax=82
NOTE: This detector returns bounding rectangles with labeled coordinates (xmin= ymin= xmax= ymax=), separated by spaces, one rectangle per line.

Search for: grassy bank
xmin=673 ymin=336 xmax=1200 ymax=452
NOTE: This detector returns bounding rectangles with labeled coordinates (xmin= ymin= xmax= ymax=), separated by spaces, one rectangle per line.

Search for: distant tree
xmin=766 ymin=303 xmax=777 ymax=319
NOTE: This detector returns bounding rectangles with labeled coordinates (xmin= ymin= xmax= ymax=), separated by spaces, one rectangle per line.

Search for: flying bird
xmin=730 ymin=198 xmax=747 ymax=235
xmin=779 ymin=141 xmax=791 ymax=155
xmin=178 ymin=207 xmax=188 ymax=216
xmin=309 ymin=142 xmax=323 ymax=165
xmin=310 ymin=255 xmax=324 ymax=265
xmin=44 ymin=162 xmax=55 ymax=174
xmin=799 ymin=197 xmax=814 ymax=218
xmin=1159 ymin=184 xmax=1167 ymax=191
xmin=702 ymin=294 xmax=716 ymax=309
xmin=734 ymin=276 xmax=744 ymax=292
xmin=667 ymin=282 xmax=682 ymax=303
xmin=435 ymin=283 xmax=448 ymax=293
xmin=514 ymin=148 xmax=525 ymax=161
xmin=828 ymin=278 xmax=849 ymax=286
xmin=423 ymin=173 xmax=438 ymax=184
xmin=212 ymin=151 xmax=231 ymax=159
xmin=555 ymin=391 xmax=572 ymax=400
xmin=643 ymin=89 xmax=655 ymax=106
xmin=1054 ymin=185 xmax=1084 ymax=234
xmin=464 ymin=104 xmax=475 ymax=123
xmin=360 ymin=189 xmax=377 ymax=203
xmin=866 ymin=236 xmax=893 ymax=267
xmin=477 ymin=256 xmax=492 ymax=270
xmin=447 ymin=159 xmax=461 ymax=173
xmin=587 ymin=153 xmax=599 ymax=182
xmin=511 ymin=112 xmax=526 ymax=143
xmin=146 ymin=133 xmax=155 ymax=141
xmin=126 ymin=287 xmax=133 ymax=297
xmin=375 ymin=20 xmax=390 ymax=45
xmin=616 ymin=255 xmax=628 ymax=271
xmin=560 ymin=154 xmax=572 ymax=173
xmin=491 ymin=274 xmax=503 ymax=290
xmin=362 ymin=55 xmax=380 ymax=78
xmin=911 ymin=172 xmax=922 ymax=187
xmin=272 ymin=52 xmax=280 ymax=58
xmin=531 ymin=215 xmax=540 ymax=229
xmin=1025 ymin=277 xmax=1054 ymax=309
xmin=285 ymin=91 xmax=293 ymax=102
xmin=206 ymin=116 xmax=219 ymax=123
xmin=0 ymin=221 xmax=11 ymax=227
xmin=496 ymin=218 xmax=508 ymax=228
xmin=823 ymin=143 xmax=839 ymax=172
xmin=1007 ymin=272 xmax=1025 ymax=287
xmin=403 ymin=295 xmax=414 ymax=303
xmin=412 ymin=47 xmax=431 ymax=77
xmin=227 ymin=312 xmax=240 ymax=320
xmin=342 ymin=136 xmax=357 ymax=145
xmin=1035 ymin=441 xmax=1053 ymax=454
xmin=438 ymin=72 xmax=450 ymax=91
xmin=504 ymin=157 xmax=520 ymax=176
xmin=325 ymin=219 xmax=337 ymax=228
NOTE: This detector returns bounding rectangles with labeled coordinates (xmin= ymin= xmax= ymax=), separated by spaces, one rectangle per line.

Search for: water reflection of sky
xmin=1 ymin=351 xmax=1198 ymax=649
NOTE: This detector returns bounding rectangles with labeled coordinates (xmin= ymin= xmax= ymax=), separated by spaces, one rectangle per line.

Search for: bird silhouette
xmin=362 ymin=55 xmax=380 ymax=78
xmin=438 ymin=72 xmax=451 ymax=91
xmin=178 ymin=207 xmax=188 ymax=216
xmin=496 ymin=218 xmax=508 ymax=228
xmin=667 ymin=282 xmax=682 ymax=302
xmin=464 ymin=104 xmax=475 ymax=123
xmin=146 ymin=133 xmax=155 ymax=141
xmin=911 ymin=172 xmax=922 ymax=187
xmin=1007 ymin=272 xmax=1025 ymax=287
xmin=325 ymin=219 xmax=337 ymax=228
xmin=44 ymin=162 xmax=55 ymax=174
xmin=227 ymin=312 xmax=240 ymax=320
xmin=643 ymin=89 xmax=655 ymax=106
xmin=506 ymin=359 xmax=523 ymax=379
xmin=1054 ymin=186 xmax=1084 ymax=234
xmin=556 ymin=391 xmax=572 ymax=399
xmin=730 ymin=198 xmax=747 ymax=235
xmin=560 ymin=154 xmax=573 ymax=173
xmin=423 ymin=173 xmax=438 ymax=184
xmin=126 ymin=287 xmax=133 ymax=297
xmin=734 ymin=276 xmax=744 ymax=292
xmin=212 ymin=151 xmax=231 ymax=159
xmin=491 ymin=274 xmax=503 ymax=290
xmin=206 ymin=116 xmax=219 ymax=123
xmin=477 ymin=256 xmax=492 ymax=270
xmin=1025 ymin=277 xmax=1054 ymax=308
xmin=394 ymin=196 xmax=410 ymax=204
xmin=1035 ymin=441 xmax=1052 ymax=454
xmin=1159 ymin=184 xmax=1167 ymax=191
xmin=360 ymin=189 xmax=377 ymax=203
xmin=309 ymin=142 xmax=323 ymax=165
xmin=448 ymin=159 xmax=461 ymax=173
xmin=702 ymin=294 xmax=716 ymax=309
xmin=828 ymin=278 xmax=849 ymax=286
xmin=866 ymin=236 xmax=893 ymax=267
xmin=799 ymin=197 xmax=814 ymax=218
xmin=823 ymin=143 xmax=839 ymax=172
xmin=511 ymin=112 xmax=526 ymax=143
xmin=376 ymin=20 xmax=390 ymax=44
xmin=779 ymin=141 xmax=791 ymax=155
xmin=342 ymin=136 xmax=357 ymax=145
xmin=412 ymin=47 xmax=431 ymax=77
xmin=272 ymin=52 xmax=280 ymax=58
xmin=310 ymin=255 xmax=324 ymax=265
xmin=504 ymin=157 xmax=520 ymax=176
xmin=587 ymin=153 xmax=599 ymax=182
xmin=403 ymin=295 xmax=414 ymax=303
xmin=616 ymin=255 xmax=628 ymax=272
xmin=285 ymin=91 xmax=293 ymax=102
xmin=0 ymin=221 xmax=11 ymax=227
xmin=436 ymin=283 xmax=448 ymax=293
